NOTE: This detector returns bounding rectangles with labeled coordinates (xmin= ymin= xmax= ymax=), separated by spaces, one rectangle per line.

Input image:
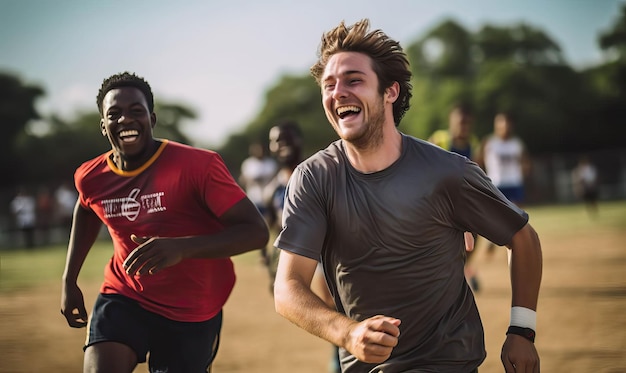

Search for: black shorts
xmin=86 ymin=293 xmax=222 ymax=372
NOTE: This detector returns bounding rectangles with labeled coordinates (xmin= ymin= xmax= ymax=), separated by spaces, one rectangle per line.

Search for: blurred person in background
xmin=262 ymin=120 xmax=341 ymax=373
xmin=273 ymin=19 xmax=542 ymax=373
xmin=54 ymin=180 xmax=78 ymax=238
xmin=571 ymin=155 xmax=599 ymax=217
xmin=60 ymin=71 xmax=268 ymax=373
xmin=427 ymin=101 xmax=481 ymax=161
xmin=36 ymin=185 xmax=54 ymax=246
xmin=262 ymin=121 xmax=304 ymax=282
xmin=428 ymin=101 xmax=482 ymax=292
xmin=479 ymin=111 xmax=532 ymax=258
xmin=239 ymin=140 xmax=277 ymax=220
xmin=10 ymin=186 xmax=36 ymax=248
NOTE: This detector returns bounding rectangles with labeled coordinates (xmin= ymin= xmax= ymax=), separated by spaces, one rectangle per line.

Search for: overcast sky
xmin=1 ymin=0 xmax=623 ymax=147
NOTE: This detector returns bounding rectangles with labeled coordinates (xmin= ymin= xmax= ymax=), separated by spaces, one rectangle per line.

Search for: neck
xmin=344 ymin=128 xmax=402 ymax=173
xmin=112 ymin=139 xmax=160 ymax=171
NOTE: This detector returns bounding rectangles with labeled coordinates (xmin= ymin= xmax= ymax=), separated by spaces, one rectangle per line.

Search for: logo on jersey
xmin=101 ymin=188 xmax=166 ymax=221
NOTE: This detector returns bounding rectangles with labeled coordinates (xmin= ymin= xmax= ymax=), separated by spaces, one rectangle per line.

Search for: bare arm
xmin=507 ymin=223 xmax=542 ymax=310
xmin=123 ymin=197 xmax=269 ymax=276
xmin=61 ymin=201 xmax=103 ymax=328
xmin=501 ymin=222 xmax=542 ymax=372
xmin=274 ymin=250 xmax=401 ymax=364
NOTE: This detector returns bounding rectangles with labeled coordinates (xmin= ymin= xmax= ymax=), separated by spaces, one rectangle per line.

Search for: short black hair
xmin=96 ymin=72 xmax=154 ymax=115
xmin=274 ymin=120 xmax=302 ymax=138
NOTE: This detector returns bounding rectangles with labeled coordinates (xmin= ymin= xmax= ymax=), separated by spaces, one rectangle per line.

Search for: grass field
xmin=0 ymin=201 xmax=625 ymax=372
xmin=0 ymin=240 xmax=110 ymax=293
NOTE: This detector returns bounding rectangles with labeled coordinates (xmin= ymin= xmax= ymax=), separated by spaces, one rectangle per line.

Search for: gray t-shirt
xmin=275 ymin=133 xmax=528 ymax=373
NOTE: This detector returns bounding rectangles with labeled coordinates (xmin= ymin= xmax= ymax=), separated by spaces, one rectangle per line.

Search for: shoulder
xmin=404 ymin=133 xmax=457 ymax=159
xmin=165 ymin=140 xmax=218 ymax=156
xmin=298 ymin=139 xmax=344 ymax=173
xmin=75 ymin=152 xmax=110 ymax=179
xmin=163 ymin=141 xmax=224 ymax=164
xmin=408 ymin=134 xmax=472 ymax=175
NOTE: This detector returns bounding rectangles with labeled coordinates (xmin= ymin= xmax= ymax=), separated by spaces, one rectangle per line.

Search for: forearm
xmin=169 ymin=221 xmax=269 ymax=259
xmin=62 ymin=204 xmax=102 ymax=284
xmin=274 ymin=277 xmax=353 ymax=348
xmin=508 ymin=224 xmax=543 ymax=310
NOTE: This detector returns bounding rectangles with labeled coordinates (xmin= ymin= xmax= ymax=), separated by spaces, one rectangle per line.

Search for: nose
xmin=331 ymin=81 xmax=348 ymax=100
xmin=117 ymin=113 xmax=132 ymax=123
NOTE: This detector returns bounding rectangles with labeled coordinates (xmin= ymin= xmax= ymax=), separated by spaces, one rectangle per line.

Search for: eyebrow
xmin=105 ymin=102 xmax=146 ymax=113
xmin=323 ymin=69 xmax=366 ymax=82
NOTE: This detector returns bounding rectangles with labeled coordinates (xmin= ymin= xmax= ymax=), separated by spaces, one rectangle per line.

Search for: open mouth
xmin=119 ymin=129 xmax=140 ymax=143
xmin=336 ymin=105 xmax=361 ymax=119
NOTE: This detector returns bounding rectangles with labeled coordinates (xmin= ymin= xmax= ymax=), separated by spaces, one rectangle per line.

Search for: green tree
xmin=153 ymin=102 xmax=196 ymax=145
xmin=407 ymin=19 xmax=473 ymax=78
xmin=0 ymin=73 xmax=44 ymax=187
xmin=578 ymin=2 xmax=626 ymax=151
xmin=403 ymin=20 xmax=475 ymax=139
xmin=475 ymin=23 xmax=563 ymax=65
xmin=403 ymin=19 xmax=578 ymax=154
xmin=599 ymin=3 xmax=626 ymax=62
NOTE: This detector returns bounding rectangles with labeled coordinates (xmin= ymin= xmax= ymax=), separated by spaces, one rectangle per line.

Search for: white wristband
xmin=510 ymin=306 xmax=536 ymax=330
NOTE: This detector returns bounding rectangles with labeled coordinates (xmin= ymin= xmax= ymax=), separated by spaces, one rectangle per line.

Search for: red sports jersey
xmin=75 ymin=140 xmax=246 ymax=322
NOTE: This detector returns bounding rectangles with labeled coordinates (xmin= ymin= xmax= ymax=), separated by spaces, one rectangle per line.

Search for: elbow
xmin=245 ymin=217 xmax=270 ymax=251
xmin=254 ymin=221 xmax=270 ymax=249
xmin=526 ymin=224 xmax=541 ymax=250
xmin=273 ymin=280 xmax=289 ymax=316
xmin=510 ymin=223 xmax=543 ymax=261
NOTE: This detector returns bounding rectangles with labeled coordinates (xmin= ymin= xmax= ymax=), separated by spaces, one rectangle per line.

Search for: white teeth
xmin=336 ymin=105 xmax=361 ymax=116
xmin=119 ymin=130 xmax=139 ymax=143
xmin=119 ymin=130 xmax=139 ymax=138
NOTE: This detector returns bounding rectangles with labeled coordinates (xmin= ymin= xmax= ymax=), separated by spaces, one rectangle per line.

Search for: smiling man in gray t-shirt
xmin=273 ymin=19 xmax=542 ymax=373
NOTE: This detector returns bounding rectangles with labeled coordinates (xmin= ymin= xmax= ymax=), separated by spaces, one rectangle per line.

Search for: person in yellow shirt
xmin=428 ymin=102 xmax=481 ymax=160
xmin=428 ymin=102 xmax=482 ymax=292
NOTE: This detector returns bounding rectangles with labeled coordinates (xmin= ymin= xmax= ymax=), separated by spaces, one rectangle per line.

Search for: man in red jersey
xmin=60 ymin=72 xmax=269 ymax=373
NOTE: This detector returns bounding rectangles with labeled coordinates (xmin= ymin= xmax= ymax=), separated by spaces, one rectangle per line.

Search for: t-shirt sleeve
xmin=202 ymin=153 xmax=246 ymax=217
xmin=74 ymin=160 xmax=94 ymax=210
xmin=453 ymin=159 xmax=528 ymax=246
xmin=273 ymin=165 xmax=327 ymax=261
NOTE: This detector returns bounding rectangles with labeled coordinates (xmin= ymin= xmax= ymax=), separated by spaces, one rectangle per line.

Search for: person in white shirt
xmin=478 ymin=111 xmax=531 ymax=258
xmin=572 ymin=155 xmax=599 ymax=216
xmin=11 ymin=187 xmax=37 ymax=248
xmin=239 ymin=142 xmax=277 ymax=219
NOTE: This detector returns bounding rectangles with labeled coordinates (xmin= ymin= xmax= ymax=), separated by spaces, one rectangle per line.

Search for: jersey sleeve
xmin=201 ymin=152 xmax=247 ymax=217
xmin=453 ymin=159 xmax=528 ymax=246
xmin=273 ymin=165 xmax=327 ymax=261
xmin=73 ymin=155 xmax=106 ymax=210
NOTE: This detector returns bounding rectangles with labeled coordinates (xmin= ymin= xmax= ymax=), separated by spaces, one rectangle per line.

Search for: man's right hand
xmin=345 ymin=315 xmax=401 ymax=363
xmin=60 ymin=282 xmax=88 ymax=328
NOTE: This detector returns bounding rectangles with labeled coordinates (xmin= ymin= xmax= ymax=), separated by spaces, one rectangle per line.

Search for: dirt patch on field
xmin=1 ymin=204 xmax=625 ymax=373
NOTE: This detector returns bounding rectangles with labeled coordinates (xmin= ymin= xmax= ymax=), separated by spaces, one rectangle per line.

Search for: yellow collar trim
xmin=106 ymin=139 xmax=169 ymax=177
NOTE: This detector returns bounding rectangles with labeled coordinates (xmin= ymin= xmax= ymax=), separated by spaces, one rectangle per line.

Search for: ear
xmin=150 ymin=112 xmax=157 ymax=129
xmin=385 ymin=81 xmax=400 ymax=104
xmin=100 ymin=119 xmax=107 ymax=137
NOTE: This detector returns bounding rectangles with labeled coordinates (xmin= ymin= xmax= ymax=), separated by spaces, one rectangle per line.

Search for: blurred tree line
xmin=3 ymin=8 xmax=626 ymax=190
